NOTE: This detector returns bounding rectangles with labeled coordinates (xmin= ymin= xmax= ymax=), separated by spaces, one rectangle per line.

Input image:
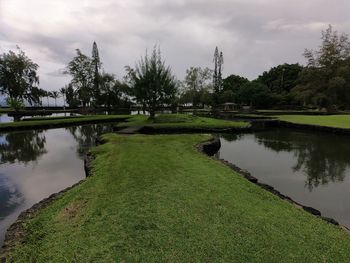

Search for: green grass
xmin=5 ymin=134 xmax=350 ymax=262
xmin=277 ymin=115 xmax=350 ymax=129
xmin=0 ymin=108 xmax=14 ymax=113
xmin=117 ymin=114 xmax=249 ymax=129
xmin=0 ymin=115 xmax=130 ymax=130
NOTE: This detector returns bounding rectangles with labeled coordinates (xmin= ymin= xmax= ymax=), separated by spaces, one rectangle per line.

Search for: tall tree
xmin=212 ymin=47 xmax=224 ymax=107
xmin=67 ymin=49 xmax=94 ymax=107
xmin=92 ymin=42 xmax=101 ymax=106
xmin=126 ymin=46 xmax=177 ymax=118
xmin=0 ymin=47 xmax=40 ymax=110
xmin=59 ymin=87 xmax=66 ymax=109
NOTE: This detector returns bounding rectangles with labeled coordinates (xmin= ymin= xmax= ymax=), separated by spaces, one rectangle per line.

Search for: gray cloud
xmin=1 ymin=0 xmax=350 ymax=91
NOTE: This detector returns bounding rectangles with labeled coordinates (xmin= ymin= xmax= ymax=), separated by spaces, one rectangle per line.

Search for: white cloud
xmin=1 ymin=0 xmax=350 ymax=91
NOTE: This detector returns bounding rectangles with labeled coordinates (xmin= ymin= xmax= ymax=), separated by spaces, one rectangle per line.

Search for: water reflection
xmin=66 ymin=124 xmax=113 ymax=158
xmin=0 ymin=131 xmax=47 ymax=164
xmin=0 ymin=124 xmax=113 ymax=246
xmin=254 ymin=130 xmax=348 ymax=190
xmin=219 ymin=129 xmax=350 ymax=228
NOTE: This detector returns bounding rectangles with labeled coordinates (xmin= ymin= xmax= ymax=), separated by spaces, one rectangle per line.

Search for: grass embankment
xmin=0 ymin=115 xmax=130 ymax=131
xmin=5 ymin=134 xmax=350 ymax=262
xmin=277 ymin=115 xmax=350 ymax=129
xmin=117 ymin=114 xmax=249 ymax=130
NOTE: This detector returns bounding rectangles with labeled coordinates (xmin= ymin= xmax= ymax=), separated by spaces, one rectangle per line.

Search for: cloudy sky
xmin=1 ymin=0 xmax=350 ymax=92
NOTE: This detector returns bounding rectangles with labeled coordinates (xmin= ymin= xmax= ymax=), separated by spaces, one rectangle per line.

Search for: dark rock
xmin=321 ymin=217 xmax=339 ymax=226
xmin=302 ymin=206 xmax=322 ymax=216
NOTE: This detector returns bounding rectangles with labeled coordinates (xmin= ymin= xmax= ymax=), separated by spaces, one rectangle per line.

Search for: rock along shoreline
xmin=0 ymin=152 xmax=95 ymax=261
xmin=197 ymin=137 xmax=349 ymax=232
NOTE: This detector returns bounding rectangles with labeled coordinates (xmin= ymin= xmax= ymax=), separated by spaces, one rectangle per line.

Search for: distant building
xmin=222 ymin=102 xmax=238 ymax=111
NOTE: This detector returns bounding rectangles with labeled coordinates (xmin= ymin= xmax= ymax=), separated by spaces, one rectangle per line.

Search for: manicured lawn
xmin=0 ymin=115 xmax=130 ymax=131
xmin=277 ymin=114 xmax=350 ymax=129
xmin=5 ymin=134 xmax=350 ymax=262
xmin=117 ymin=114 xmax=249 ymax=129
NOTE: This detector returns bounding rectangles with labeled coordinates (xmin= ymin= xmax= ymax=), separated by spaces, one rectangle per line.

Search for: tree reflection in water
xmin=66 ymin=124 xmax=113 ymax=158
xmin=253 ymin=129 xmax=349 ymax=191
xmin=0 ymin=130 xmax=47 ymax=165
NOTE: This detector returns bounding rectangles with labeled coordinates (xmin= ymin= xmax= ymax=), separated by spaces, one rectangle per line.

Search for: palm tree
xmin=59 ymin=87 xmax=67 ymax=109
xmin=50 ymin=91 xmax=60 ymax=107
xmin=46 ymin=91 xmax=52 ymax=107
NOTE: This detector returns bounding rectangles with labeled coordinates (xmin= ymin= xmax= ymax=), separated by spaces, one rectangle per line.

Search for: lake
xmin=219 ymin=129 xmax=350 ymax=228
xmin=0 ymin=124 xmax=113 ymax=246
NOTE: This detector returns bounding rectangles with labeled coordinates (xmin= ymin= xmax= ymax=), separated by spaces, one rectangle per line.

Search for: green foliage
xmin=126 ymin=46 xmax=177 ymax=118
xmin=6 ymin=97 xmax=24 ymax=111
xmin=219 ymin=89 xmax=235 ymax=103
xmin=92 ymin=42 xmax=101 ymax=107
xmin=294 ymin=25 xmax=350 ymax=109
xmin=65 ymin=84 xmax=80 ymax=108
xmin=257 ymin=63 xmax=303 ymax=93
xmin=0 ymin=47 xmax=40 ymax=109
xmin=236 ymin=81 xmax=277 ymax=108
xmin=180 ymin=67 xmax=213 ymax=107
xmin=67 ymin=49 xmax=94 ymax=107
xmin=222 ymin=74 xmax=249 ymax=93
xmin=212 ymin=47 xmax=224 ymax=106
xmin=98 ymin=73 xmax=131 ymax=109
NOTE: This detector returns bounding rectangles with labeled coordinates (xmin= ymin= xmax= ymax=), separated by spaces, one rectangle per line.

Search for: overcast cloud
xmin=1 ymin=0 xmax=350 ymax=91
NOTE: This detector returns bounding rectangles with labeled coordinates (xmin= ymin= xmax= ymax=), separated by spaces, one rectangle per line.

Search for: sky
xmin=1 ymin=0 xmax=350 ymax=92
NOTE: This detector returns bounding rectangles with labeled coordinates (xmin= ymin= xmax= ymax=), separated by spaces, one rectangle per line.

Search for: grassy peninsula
xmin=4 ymin=134 xmax=350 ymax=262
xmin=277 ymin=115 xmax=350 ymax=129
xmin=0 ymin=115 xmax=130 ymax=131
xmin=117 ymin=114 xmax=249 ymax=130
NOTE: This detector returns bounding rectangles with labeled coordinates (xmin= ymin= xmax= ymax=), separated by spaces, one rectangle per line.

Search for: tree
xmin=98 ymin=73 xmax=130 ymax=109
xmin=0 ymin=47 xmax=40 ymax=111
xmin=212 ymin=46 xmax=224 ymax=107
xmin=67 ymin=49 xmax=94 ymax=107
xmin=65 ymin=84 xmax=80 ymax=108
xmin=236 ymin=81 xmax=276 ymax=108
xmin=181 ymin=67 xmax=213 ymax=107
xmin=45 ymin=91 xmax=52 ymax=107
xmin=295 ymin=25 xmax=350 ymax=109
xmin=92 ymin=42 xmax=101 ymax=107
xmin=50 ymin=91 xmax=60 ymax=107
xmin=59 ymin=87 xmax=67 ymax=108
xmin=222 ymin=75 xmax=249 ymax=94
xmin=126 ymin=46 xmax=177 ymax=118
xmin=257 ymin=64 xmax=303 ymax=94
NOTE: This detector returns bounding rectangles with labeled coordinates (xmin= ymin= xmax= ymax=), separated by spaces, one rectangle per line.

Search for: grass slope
xmin=0 ymin=115 xmax=130 ymax=131
xmin=117 ymin=114 xmax=249 ymax=129
xmin=278 ymin=115 xmax=350 ymax=129
xmin=5 ymin=134 xmax=350 ymax=262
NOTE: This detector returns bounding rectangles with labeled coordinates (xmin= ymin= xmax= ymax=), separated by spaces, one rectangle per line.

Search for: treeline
xmin=1 ymin=25 xmax=350 ymax=114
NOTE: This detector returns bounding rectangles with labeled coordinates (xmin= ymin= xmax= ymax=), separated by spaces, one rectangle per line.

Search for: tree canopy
xmin=0 ymin=48 xmax=41 ymax=110
xmin=126 ymin=46 xmax=177 ymax=118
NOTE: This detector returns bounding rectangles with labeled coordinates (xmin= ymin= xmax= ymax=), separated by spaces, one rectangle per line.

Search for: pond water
xmin=0 ymin=124 xmax=113 ymax=246
xmin=219 ymin=129 xmax=350 ymax=228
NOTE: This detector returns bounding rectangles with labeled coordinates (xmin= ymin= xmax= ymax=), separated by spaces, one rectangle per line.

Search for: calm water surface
xmin=0 ymin=124 xmax=112 ymax=245
xmin=219 ymin=129 xmax=350 ymax=228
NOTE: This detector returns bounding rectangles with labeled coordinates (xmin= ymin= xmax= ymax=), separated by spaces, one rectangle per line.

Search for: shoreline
xmin=197 ymin=137 xmax=348 ymax=231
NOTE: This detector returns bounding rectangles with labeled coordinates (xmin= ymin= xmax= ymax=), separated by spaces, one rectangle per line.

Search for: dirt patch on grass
xmin=56 ymin=200 xmax=87 ymax=221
